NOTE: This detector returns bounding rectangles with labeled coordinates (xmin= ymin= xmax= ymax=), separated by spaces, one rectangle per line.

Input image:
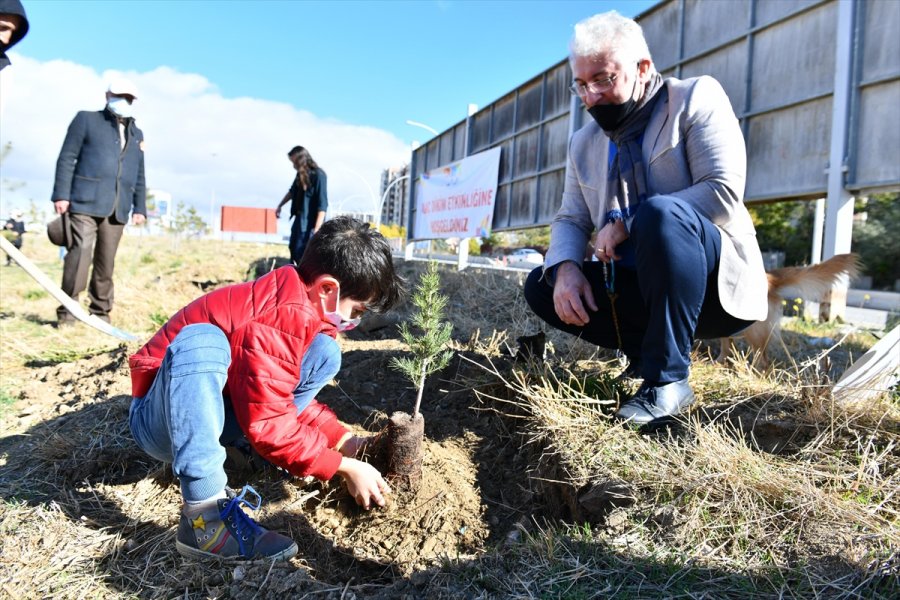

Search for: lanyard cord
xmin=601 ymin=259 xmax=624 ymax=353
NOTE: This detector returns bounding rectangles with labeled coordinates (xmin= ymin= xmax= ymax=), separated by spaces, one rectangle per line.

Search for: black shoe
xmin=616 ymin=377 xmax=695 ymax=425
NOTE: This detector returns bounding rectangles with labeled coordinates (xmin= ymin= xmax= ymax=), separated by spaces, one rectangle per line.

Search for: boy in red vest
xmin=129 ymin=216 xmax=405 ymax=561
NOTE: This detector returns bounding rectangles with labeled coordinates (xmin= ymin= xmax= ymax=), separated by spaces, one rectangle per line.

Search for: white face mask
xmin=107 ymin=97 xmax=134 ymax=119
xmin=323 ymin=287 xmax=361 ymax=332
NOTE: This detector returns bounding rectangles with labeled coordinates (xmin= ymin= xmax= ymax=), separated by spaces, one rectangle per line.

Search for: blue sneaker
xmin=615 ymin=377 xmax=695 ymax=425
xmin=176 ymin=486 xmax=298 ymax=561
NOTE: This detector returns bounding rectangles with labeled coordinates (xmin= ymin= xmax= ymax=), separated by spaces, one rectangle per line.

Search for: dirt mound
xmin=0 ymin=278 xmax=537 ymax=597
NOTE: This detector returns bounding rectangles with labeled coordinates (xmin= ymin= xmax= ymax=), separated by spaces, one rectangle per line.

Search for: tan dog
xmin=717 ymin=253 xmax=861 ymax=367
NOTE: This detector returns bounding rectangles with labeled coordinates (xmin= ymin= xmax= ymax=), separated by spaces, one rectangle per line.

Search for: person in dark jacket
xmin=275 ymin=146 xmax=328 ymax=264
xmin=3 ymin=209 xmax=25 ymax=265
xmin=52 ymin=77 xmax=147 ymax=325
xmin=0 ymin=0 xmax=28 ymax=71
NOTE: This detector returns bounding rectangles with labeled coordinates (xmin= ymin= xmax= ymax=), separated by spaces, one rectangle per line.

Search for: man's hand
xmin=132 ymin=214 xmax=146 ymax=226
xmin=593 ymin=220 xmax=628 ymax=263
xmin=552 ymin=262 xmax=598 ymax=326
xmin=275 ymin=207 xmax=282 ymax=219
xmin=336 ymin=457 xmax=391 ymax=509
xmin=54 ymin=200 xmax=70 ymax=215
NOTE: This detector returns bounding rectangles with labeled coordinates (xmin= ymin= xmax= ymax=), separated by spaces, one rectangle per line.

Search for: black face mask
xmin=587 ymin=72 xmax=639 ymax=131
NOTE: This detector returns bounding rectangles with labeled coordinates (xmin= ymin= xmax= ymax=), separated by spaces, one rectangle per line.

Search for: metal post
xmin=406 ymin=144 xmax=419 ymax=259
xmin=810 ymin=197 xmax=825 ymax=265
xmin=820 ymin=0 xmax=857 ymax=321
xmin=458 ymin=103 xmax=479 ymax=271
xmin=675 ymin=0 xmax=686 ymax=79
xmin=377 ymin=175 xmax=409 ymax=229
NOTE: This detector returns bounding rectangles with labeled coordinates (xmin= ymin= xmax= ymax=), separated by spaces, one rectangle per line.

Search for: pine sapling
xmin=391 ymin=261 xmax=454 ymax=418
xmin=384 ymin=261 xmax=454 ymax=490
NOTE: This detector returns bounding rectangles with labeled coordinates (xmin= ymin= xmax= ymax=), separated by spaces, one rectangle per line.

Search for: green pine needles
xmin=391 ymin=261 xmax=454 ymax=418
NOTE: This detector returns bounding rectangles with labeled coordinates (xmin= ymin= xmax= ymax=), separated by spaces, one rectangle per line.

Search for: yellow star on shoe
xmin=191 ymin=515 xmax=207 ymax=530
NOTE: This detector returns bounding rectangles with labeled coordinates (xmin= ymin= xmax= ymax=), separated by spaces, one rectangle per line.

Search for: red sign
xmin=220 ymin=206 xmax=277 ymax=234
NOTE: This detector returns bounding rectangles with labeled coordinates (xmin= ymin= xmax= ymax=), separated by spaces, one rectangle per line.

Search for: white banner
xmin=413 ymin=146 xmax=501 ymax=240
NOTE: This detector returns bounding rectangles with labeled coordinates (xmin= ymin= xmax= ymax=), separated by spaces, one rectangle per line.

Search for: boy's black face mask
xmin=587 ymin=74 xmax=639 ymax=131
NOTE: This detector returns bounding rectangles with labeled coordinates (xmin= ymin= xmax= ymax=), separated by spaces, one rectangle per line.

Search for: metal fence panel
xmin=493 ymin=95 xmax=516 ymax=142
xmin=540 ymin=114 xmax=570 ymax=171
xmin=755 ymin=0 xmax=823 ymax=27
xmin=510 ymin=178 xmax=538 ymax=227
xmin=517 ymin=80 xmax=543 ymax=130
xmin=470 ymin=110 xmax=492 ymax=154
xmin=746 ymin=97 xmax=833 ymax=200
xmin=640 ymin=1 xmax=681 ymax=70
xmin=681 ymin=40 xmax=748 ymax=115
xmin=453 ymin=123 xmax=467 ymax=160
xmin=544 ymin=63 xmax=572 ymax=119
xmin=439 ymin=130 xmax=455 ymax=167
xmin=537 ymin=170 xmax=565 ymax=222
xmin=853 ymin=81 xmax=900 ymax=188
xmin=683 ymin=0 xmax=750 ymax=57
xmin=750 ymin=2 xmax=836 ymax=111
xmin=406 ymin=0 xmax=900 ymax=240
xmin=861 ymin=0 xmax=900 ymax=81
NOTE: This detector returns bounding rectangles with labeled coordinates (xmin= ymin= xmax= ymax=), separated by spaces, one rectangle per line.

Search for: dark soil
xmin=384 ymin=411 xmax=425 ymax=490
xmin=0 ymin=264 xmax=543 ymax=598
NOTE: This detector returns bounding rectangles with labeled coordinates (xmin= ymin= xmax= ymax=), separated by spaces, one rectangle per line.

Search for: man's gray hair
xmin=570 ymin=11 xmax=652 ymax=67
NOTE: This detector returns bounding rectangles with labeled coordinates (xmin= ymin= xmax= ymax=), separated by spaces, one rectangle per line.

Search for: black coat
xmin=287 ymin=169 xmax=328 ymax=232
xmin=51 ymin=109 xmax=147 ymax=223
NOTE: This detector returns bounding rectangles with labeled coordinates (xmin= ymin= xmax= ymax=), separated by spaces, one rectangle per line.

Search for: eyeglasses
xmin=569 ymin=74 xmax=618 ymax=96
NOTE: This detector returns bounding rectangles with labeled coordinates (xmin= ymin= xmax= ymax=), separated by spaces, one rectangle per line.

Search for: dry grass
xmin=1 ymin=234 xmax=898 ymax=598
xmin=464 ymin=325 xmax=899 ymax=598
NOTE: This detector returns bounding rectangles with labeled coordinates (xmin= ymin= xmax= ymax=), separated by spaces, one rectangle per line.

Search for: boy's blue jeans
xmin=128 ymin=323 xmax=340 ymax=502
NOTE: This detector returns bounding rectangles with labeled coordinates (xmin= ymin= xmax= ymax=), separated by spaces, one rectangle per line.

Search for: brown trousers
xmin=58 ymin=213 xmax=125 ymax=320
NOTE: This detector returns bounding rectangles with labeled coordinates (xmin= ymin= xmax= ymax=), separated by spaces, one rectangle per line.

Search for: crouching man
xmin=524 ymin=11 xmax=767 ymax=426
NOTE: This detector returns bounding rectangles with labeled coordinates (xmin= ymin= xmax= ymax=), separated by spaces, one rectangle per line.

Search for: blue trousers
xmin=288 ymin=219 xmax=312 ymax=265
xmin=128 ymin=324 xmax=341 ymax=502
xmin=524 ymin=196 xmax=752 ymax=384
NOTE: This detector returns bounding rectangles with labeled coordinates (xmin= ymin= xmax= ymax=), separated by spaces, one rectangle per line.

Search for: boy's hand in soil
xmin=336 ymin=433 xmax=383 ymax=459
xmin=336 ymin=434 xmax=366 ymax=458
xmin=336 ymin=458 xmax=391 ymax=509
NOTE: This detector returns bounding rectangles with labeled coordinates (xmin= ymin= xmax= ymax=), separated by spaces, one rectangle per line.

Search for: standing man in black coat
xmin=52 ymin=78 xmax=147 ymax=325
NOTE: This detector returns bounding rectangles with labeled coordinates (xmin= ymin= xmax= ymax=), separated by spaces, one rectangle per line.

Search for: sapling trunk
xmin=411 ymin=357 xmax=428 ymax=418
xmin=387 ymin=262 xmax=453 ymax=491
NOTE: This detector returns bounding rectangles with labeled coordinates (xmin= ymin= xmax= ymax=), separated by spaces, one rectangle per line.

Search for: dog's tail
xmin=767 ymin=253 xmax=861 ymax=301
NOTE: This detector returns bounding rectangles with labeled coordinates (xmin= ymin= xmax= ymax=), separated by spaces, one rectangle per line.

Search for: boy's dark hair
xmin=298 ymin=216 xmax=405 ymax=312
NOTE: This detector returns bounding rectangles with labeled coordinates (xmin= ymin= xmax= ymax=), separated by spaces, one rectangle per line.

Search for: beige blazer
xmin=545 ymin=76 xmax=768 ymax=321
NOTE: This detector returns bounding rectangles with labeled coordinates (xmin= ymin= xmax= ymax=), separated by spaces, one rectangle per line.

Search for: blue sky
xmin=20 ymin=0 xmax=656 ymax=142
xmin=2 ymin=0 xmax=657 ymax=225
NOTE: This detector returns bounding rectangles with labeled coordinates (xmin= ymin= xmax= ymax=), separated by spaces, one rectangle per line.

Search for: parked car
xmin=507 ymin=248 xmax=544 ymax=268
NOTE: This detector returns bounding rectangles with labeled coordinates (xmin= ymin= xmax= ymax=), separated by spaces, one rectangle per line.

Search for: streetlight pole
xmin=405 ymin=120 xmax=439 ymax=137
xmin=376 ymin=174 xmax=410 ymax=229
xmin=334 ymin=165 xmax=378 ymax=221
xmin=331 ymin=194 xmax=369 ymax=219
